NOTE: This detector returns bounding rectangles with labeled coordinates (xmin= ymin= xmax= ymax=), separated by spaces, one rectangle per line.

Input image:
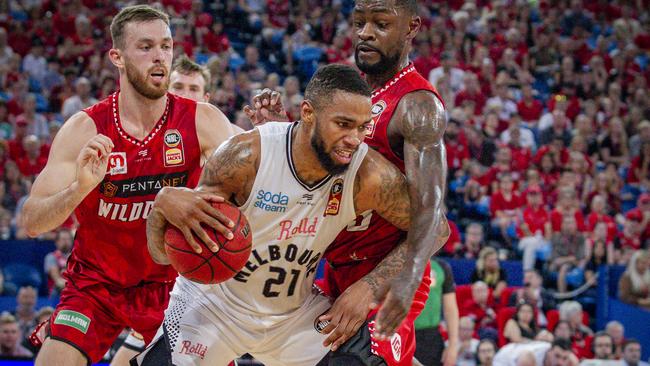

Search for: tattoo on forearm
xmin=362 ymin=243 xmax=408 ymax=293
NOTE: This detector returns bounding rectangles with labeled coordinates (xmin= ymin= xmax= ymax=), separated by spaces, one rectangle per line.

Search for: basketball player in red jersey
xmin=20 ymin=6 xmax=238 ymax=366
xmin=246 ymin=0 xmax=448 ymax=364
xmin=109 ymin=55 xmax=217 ymax=366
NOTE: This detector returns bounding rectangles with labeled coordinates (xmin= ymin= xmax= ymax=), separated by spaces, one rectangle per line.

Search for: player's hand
xmin=318 ymin=279 xmax=373 ymax=351
xmin=243 ymin=88 xmax=289 ymax=125
xmin=442 ymin=341 xmax=459 ymax=366
xmin=75 ymin=134 xmax=113 ymax=193
xmin=154 ymin=187 xmax=234 ymax=254
xmin=369 ymin=270 xmax=417 ymax=341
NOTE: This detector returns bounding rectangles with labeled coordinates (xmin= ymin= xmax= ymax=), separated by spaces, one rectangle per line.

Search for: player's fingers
xmin=180 ymin=227 xmax=202 ymax=254
xmin=243 ymin=105 xmax=256 ymax=119
xmin=190 ymin=221 xmax=219 ymax=253
xmin=199 ymin=200 xmax=235 ymax=231
xmin=95 ymin=134 xmax=115 ymax=150
xmin=86 ymin=140 xmax=109 ymax=158
xmin=196 ymin=192 xmax=226 ymax=204
xmin=195 ymin=212 xmax=224 ymax=252
xmin=270 ymin=91 xmax=281 ymax=106
xmin=324 ymin=326 xmax=343 ymax=348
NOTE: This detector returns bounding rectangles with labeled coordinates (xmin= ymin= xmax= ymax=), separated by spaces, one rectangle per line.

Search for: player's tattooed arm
xmin=374 ymin=90 xmax=450 ymax=339
xmin=147 ymin=131 xmax=260 ymax=263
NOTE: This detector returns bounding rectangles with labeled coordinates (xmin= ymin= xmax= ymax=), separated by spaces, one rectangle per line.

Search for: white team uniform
xmin=135 ymin=122 xmax=368 ymax=366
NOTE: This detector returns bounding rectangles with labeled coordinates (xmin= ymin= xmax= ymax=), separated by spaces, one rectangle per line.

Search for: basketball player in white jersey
xmin=133 ymin=64 xmax=422 ymax=365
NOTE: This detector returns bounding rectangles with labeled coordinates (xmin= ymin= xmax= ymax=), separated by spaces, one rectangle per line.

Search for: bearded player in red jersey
xmin=246 ymin=0 xmax=449 ymax=365
xmin=21 ymin=5 xmax=239 ymax=366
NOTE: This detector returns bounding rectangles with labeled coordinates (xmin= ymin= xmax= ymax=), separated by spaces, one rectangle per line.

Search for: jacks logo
xmin=164 ymin=129 xmax=184 ymax=167
xmin=324 ymin=178 xmax=344 ymax=216
xmin=107 ymin=152 xmax=127 ymax=175
xmin=100 ymin=172 xmax=189 ymax=198
xmin=365 ymin=100 xmax=386 ymax=138
xmin=254 ymin=189 xmax=289 ymax=213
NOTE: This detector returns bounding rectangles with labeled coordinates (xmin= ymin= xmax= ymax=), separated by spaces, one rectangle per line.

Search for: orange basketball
xmin=164 ymin=202 xmax=252 ymax=284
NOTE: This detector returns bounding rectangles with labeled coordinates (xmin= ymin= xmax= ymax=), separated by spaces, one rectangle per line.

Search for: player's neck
xmin=291 ymin=122 xmax=330 ymax=184
xmin=118 ymin=84 xmax=167 ymax=134
xmin=365 ymin=58 xmax=410 ymax=90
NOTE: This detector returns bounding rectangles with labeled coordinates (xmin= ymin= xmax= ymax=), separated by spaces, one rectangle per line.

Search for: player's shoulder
xmin=397 ymin=89 xmax=445 ymax=116
xmin=217 ymin=127 xmax=260 ymax=157
xmin=355 ymin=147 xmax=404 ymax=193
xmin=59 ymin=111 xmax=98 ymax=140
xmin=195 ymin=102 xmax=229 ymax=125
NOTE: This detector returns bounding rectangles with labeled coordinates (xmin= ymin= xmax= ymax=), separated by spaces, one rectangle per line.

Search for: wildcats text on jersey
xmin=98 ymin=199 xmax=154 ymax=222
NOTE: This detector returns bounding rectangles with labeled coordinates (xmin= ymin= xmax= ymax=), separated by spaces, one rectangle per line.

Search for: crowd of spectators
xmin=0 ymin=0 xmax=648 ymax=364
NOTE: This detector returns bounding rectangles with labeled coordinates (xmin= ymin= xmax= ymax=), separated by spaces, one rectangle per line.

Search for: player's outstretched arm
xmin=147 ymin=130 xmax=260 ymax=264
xmin=373 ymin=90 xmax=449 ymax=339
xmin=21 ymin=113 xmax=113 ymax=237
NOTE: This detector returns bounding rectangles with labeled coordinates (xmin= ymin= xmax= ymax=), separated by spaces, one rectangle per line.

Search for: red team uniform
xmin=321 ymin=64 xmax=444 ymax=366
xmin=43 ymin=92 xmax=202 ymax=363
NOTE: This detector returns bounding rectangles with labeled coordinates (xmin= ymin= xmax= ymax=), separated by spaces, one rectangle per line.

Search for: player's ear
xmin=108 ymin=48 xmax=124 ymax=69
xmin=406 ymin=16 xmax=421 ymax=41
xmin=301 ymin=100 xmax=315 ymax=125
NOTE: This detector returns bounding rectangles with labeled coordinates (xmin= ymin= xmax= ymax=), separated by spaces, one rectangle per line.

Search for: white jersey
xmin=176 ymin=122 xmax=368 ymax=320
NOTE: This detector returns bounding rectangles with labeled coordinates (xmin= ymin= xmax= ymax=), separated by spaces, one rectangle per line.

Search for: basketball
xmin=164 ymin=202 xmax=253 ymax=284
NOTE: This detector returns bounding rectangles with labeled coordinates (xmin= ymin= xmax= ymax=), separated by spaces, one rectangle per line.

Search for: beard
xmin=354 ymin=45 xmax=401 ymax=76
xmin=124 ymin=59 xmax=169 ymax=100
xmin=310 ymin=123 xmax=349 ymax=176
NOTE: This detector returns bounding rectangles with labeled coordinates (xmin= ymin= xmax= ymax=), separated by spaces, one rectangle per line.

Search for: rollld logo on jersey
xmin=254 ymin=189 xmax=289 ymax=213
xmin=163 ymin=129 xmax=185 ymax=167
xmin=277 ymin=217 xmax=318 ymax=240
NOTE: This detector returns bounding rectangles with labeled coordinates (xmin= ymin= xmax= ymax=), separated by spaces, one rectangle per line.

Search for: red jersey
xmin=67 ymin=93 xmax=202 ymax=288
xmin=323 ymin=64 xmax=443 ymax=295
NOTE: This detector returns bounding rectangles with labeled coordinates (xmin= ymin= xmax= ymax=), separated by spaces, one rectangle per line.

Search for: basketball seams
xmin=164 ymin=202 xmax=252 ymax=284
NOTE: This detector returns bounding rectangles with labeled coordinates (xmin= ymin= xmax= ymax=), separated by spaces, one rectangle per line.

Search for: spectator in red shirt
xmin=490 ymin=172 xmax=523 ymax=247
xmin=15 ymin=135 xmax=47 ymax=179
xmin=446 ymin=117 xmax=470 ymax=175
xmin=551 ymin=186 xmax=586 ymax=233
xmin=518 ymin=186 xmax=552 ymax=271
xmin=455 ymin=72 xmax=486 ymax=117
xmin=442 ymin=219 xmax=463 ymax=256
xmin=517 ymin=84 xmax=543 ymax=125
xmin=586 ymin=195 xmax=617 ymax=242
xmin=460 ymin=223 xmax=485 ymax=259
xmin=627 ymin=141 xmax=650 ymax=187
xmin=587 ymin=171 xmax=621 ymax=215
xmin=202 ymin=21 xmax=230 ymax=55
xmin=413 ymin=40 xmax=438 ymax=81
xmin=504 ymin=126 xmax=534 ymax=172
xmin=618 ymin=210 xmax=645 ymax=264
xmin=461 ymin=281 xmax=497 ymax=337
xmin=480 ymin=146 xmax=515 ymax=191
xmin=7 ymin=118 xmax=28 ymax=162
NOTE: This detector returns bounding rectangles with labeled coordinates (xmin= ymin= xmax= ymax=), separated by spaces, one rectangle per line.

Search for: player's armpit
xmin=353 ymin=149 xmax=410 ymax=231
xmin=195 ymin=102 xmax=239 ymax=160
xmin=198 ymin=129 xmax=260 ymax=205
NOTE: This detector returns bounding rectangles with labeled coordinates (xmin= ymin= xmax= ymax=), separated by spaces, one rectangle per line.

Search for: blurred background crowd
xmin=0 ymin=0 xmax=648 ymax=364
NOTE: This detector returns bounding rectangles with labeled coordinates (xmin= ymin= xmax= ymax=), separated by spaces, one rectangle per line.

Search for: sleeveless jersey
xmin=324 ymin=64 xmax=444 ymax=296
xmin=68 ymin=92 xmax=202 ymax=288
xmin=178 ymin=122 xmax=367 ymax=318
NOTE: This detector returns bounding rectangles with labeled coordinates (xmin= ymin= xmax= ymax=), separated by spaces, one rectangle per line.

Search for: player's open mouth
xmin=150 ymin=70 xmax=166 ymax=82
xmin=334 ymin=149 xmax=353 ymax=164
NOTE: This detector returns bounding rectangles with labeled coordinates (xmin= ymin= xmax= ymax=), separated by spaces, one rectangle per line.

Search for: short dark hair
xmin=395 ymin=0 xmax=418 ymax=14
xmin=622 ymin=338 xmax=640 ymax=351
xmin=172 ymin=55 xmax=211 ymax=88
xmin=110 ymin=5 xmax=170 ymax=49
xmin=304 ymin=64 xmax=371 ymax=111
xmin=552 ymin=338 xmax=573 ymax=352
